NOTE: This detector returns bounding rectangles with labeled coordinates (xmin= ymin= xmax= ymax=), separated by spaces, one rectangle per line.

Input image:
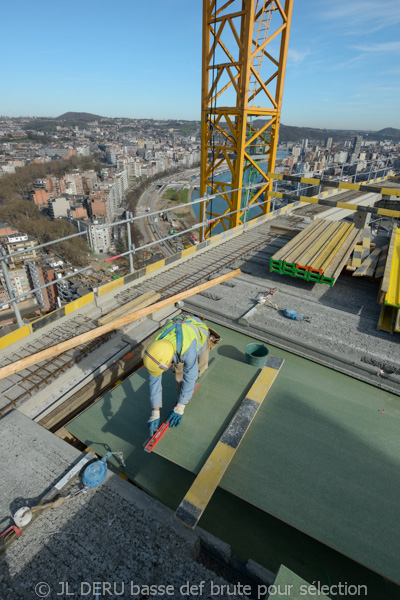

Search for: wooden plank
xmin=271 ymin=219 xmax=321 ymax=262
xmin=347 ymin=243 xmax=364 ymax=271
xmin=324 ymin=229 xmax=361 ymax=279
xmin=175 ymin=356 xmax=284 ymax=528
xmin=353 ymin=246 xmax=382 ymax=277
xmin=316 ymin=223 xmax=354 ymax=272
xmin=295 ymin=221 xmax=341 ymax=268
xmin=375 ymin=245 xmax=388 ymax=278
xmin=0 ymin=269 xmax=241 ymax=381
xmin=97 ymin=291 xmax=161 ymax=326
xmin=284 ymin=220 xmax=329 ymax=264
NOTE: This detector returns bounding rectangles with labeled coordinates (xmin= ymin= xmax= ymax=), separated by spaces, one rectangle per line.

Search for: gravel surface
xmin=0 ymin=411 xmax=255 ymax=600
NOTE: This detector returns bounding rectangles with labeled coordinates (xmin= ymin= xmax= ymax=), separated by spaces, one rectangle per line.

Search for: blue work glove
xmin=147 ymin=410 xmax=160 ymax=436
xmin=167 ymin=403 xmax=185 ymax=428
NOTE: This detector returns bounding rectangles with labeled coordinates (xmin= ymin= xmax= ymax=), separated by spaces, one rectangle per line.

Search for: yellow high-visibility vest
xmin=154 ymin=317 xmax=209 ymax=356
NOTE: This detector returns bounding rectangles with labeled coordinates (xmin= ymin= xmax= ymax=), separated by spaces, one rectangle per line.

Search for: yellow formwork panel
xmin=97 ymin=278 xmax=124 ymax=296
xmin=0 ymin=324 xmax=32 ymax=351
xmin=64 ymin=292 xmax=95 ymax=315
xmin=385 ymin=228 xmax=400 ymax=308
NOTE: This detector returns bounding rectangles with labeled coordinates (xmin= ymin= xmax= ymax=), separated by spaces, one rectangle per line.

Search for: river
xmin=191 ymin=149 xmax=289 ymax=234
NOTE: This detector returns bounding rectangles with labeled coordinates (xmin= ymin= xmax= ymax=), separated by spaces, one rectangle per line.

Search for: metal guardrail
xmin=0 ymin=162 xmax=396 ymax=328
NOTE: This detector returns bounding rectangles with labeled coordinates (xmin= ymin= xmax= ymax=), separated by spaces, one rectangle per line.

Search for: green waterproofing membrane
xmin=153 ymin=323 xmax=400 ymax=585
xmin=66 ymin=322 xmax=400 ymax=587
xmin=272 ymin=565 xmax=329 ymax=599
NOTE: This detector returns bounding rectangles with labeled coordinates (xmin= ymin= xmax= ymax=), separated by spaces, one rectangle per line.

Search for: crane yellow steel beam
xmin=200 ymin=0 xmax=293 ymax=239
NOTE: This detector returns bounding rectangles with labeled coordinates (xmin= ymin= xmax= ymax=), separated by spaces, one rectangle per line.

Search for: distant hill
xmin=278 ymin=124 xmax=400 ymax=143
xmin=376 ymin=127 xmax=400 ymax=137
xmin=56 ymin=112 xmax=103 ymax=122
xmin=21 ymin=113 xmax=400 ymax=142
xmin=24 ymin=111 xmax=104 ymax=133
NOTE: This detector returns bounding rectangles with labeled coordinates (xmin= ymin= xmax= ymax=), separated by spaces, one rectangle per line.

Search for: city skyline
xmin=2 ymin=0 xmax=400 ymax=130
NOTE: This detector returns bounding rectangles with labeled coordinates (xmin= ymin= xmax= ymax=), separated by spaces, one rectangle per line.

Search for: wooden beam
xmin=97 ymin=291 xmax=161 ymax=326
xmin=175 ymin=356 xmax=284 ymax=529
xmin=0 ymin=270 xmax=241 ymax=381
xmin=325 ymin=230 xmax=362 ymax=280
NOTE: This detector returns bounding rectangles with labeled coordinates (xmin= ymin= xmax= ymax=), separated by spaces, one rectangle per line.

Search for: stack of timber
xmin=377 ymin=225 xmax=400 ymax=334
xmin=352 ymin=245 xmax=386 ymax=278
xmin=270 ymin=219 xmax=361 ymax=286
xmin=346 ymin=227 xmax=371 ymax=271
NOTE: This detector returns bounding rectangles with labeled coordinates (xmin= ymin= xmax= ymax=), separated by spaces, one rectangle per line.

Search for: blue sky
xmin=1 ymin=0 xmax=399 ymax=129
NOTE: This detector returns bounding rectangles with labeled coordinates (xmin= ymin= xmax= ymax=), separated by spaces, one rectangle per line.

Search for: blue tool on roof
xmin=283 ymin=309 xmax=311 ymax=323
xmin=82 ymin=452 xmax=126 ymax=488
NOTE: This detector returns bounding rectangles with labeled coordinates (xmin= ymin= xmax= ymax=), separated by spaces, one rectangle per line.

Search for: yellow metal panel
xmin=64 ymin=292 xmax=95 ymax=315
xmin=184 ymin=442 xmax=236 ymax=511
xmin=208 ymin=233 xmax=223 ymax=245
xmin=98 ymin=278 xmax=124 ymax=297
xmin=246 ymin=361 xmax=282 ymax=404
xmin=0 ymin=324 xmax=31 ymax=351
xmin=181 ymin=246 xmax=197 ymax=258
xmin=300 ymin=177 xmax=320 ymax=185
xmin=385 ymin=228 xmax=400 ymax=308
xmin=377 ymin=304 xmax=396 ymax=334
xmin=145 ymin=259 xmax=166 ymax=275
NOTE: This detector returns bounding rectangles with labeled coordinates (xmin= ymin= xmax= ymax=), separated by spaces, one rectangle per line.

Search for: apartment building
xmin=27 ymin=260 xmax=58 ymax=310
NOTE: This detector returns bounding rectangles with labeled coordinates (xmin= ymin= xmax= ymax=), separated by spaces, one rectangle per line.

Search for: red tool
xmin=144 ymin=420 xmax=170 ymax=453
xmin=0 ymin=525 xmax=22 ymax=549
xmin=144 ymin=384 xmax=199 ymax=453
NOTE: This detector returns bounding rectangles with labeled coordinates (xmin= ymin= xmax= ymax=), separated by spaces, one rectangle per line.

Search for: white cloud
xmin=354 ymin=41 xmax=400 ymax=52
xmin=287 ymin=48 xmax=311 ymax=65
xmin=320 ymin=0 xmax=400 ymax=33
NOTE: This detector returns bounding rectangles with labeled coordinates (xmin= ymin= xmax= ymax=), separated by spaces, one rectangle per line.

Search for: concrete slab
xmin=0 ymin=410 xmax=255 ymax=600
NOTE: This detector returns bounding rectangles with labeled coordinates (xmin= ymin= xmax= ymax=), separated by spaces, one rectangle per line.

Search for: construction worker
xmin=143 ymin=315 xmax=219 ymax=435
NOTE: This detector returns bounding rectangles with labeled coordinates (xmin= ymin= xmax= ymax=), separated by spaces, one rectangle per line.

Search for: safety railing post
xmin=0 ymin=249 xmax=24 ymax=328
xmin=126 ymin=211 xmax=134 ymax=273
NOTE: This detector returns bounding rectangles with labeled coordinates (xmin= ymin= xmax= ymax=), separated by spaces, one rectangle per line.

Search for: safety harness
xmin=157 ymin=316 xmax=208 ymax=360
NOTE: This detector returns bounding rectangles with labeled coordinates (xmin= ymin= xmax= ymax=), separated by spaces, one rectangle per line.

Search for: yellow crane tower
xmin=200 ymin=0 xmax=293 ymax=238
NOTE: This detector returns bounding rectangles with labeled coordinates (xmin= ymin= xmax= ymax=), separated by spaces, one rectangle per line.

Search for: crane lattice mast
xmin=200 ymin=0 xmax=293 ymax=238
